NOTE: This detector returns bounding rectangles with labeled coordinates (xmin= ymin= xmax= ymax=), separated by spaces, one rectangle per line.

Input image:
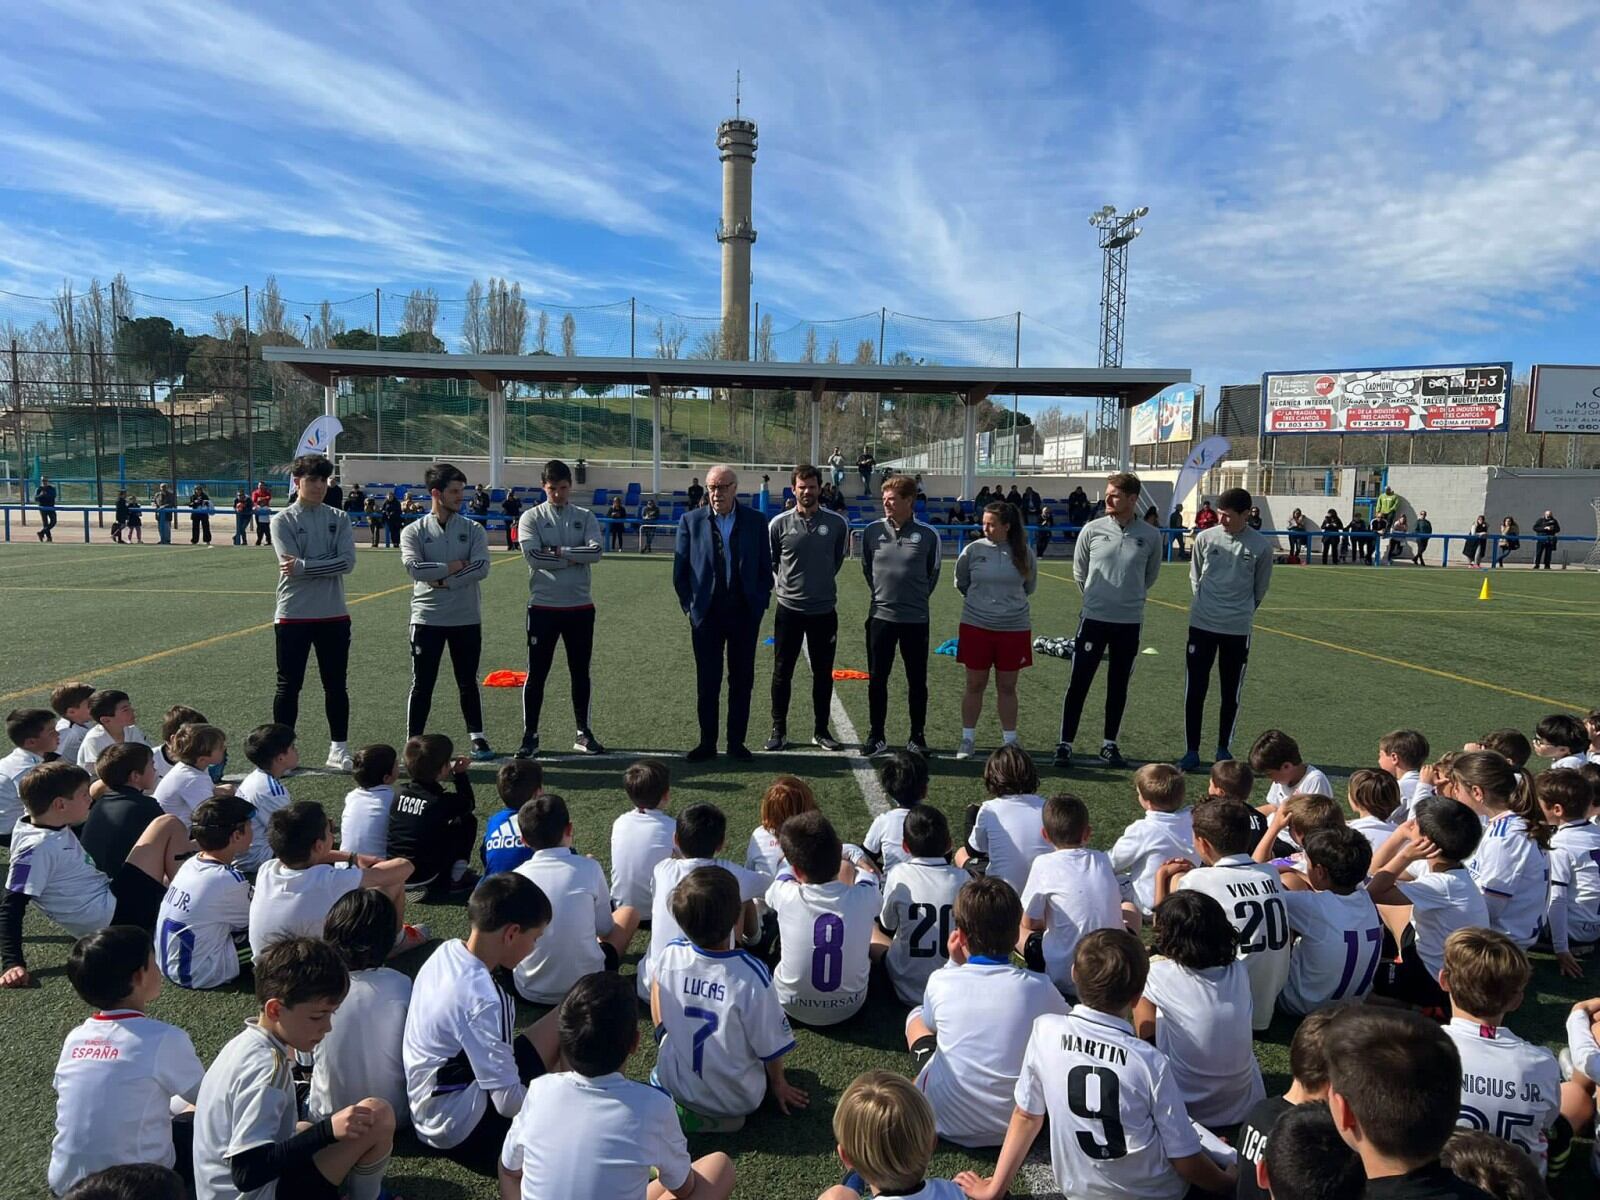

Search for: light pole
xmin=1089 ymin=204 xmax=1147 ymax=468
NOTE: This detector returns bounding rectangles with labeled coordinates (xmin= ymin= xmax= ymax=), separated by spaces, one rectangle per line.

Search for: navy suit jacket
xmin=674 ymin=503 xmax=773 ymax=627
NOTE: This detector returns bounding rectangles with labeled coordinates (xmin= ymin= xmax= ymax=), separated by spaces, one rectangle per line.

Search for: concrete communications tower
xmin=716 ymin=78 xmax=757 ymax=361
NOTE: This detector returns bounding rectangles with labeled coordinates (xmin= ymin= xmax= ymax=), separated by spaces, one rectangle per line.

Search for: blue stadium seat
xmin=625 ymin=482 xmax=642 ymax=504
xmin=592 ymin=488 xmax=608 ymax=507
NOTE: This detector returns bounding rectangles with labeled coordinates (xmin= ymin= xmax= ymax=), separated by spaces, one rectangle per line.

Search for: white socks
xmin=450 ymin=860 xmax=470 ymax=883
xmin=470 ymin=731 xmax=486 ymax=742
xmin=961 ymin=727 xmax=976 ymax=742
xmin=346 ymin=1154 xmax=389 ymax=1200
xmin=1002 ymin=730 xmax=1018 ymax=745
xmin=1102 ymin=738 xmax=1117 ymax=749
xmin=330 ymin=740 xmax=348 ymax=753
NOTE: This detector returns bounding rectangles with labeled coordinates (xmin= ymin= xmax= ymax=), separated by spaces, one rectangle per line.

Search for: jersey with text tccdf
xmin=767 ymin=875 xmax=880 ymax=1025
xmin=1443 ymin=1017 xmax=1562 ymax=1177
xmin=1016 ymin=1005 xmax=1203 ymax=1200
xmin=652 ymin=938 xmax=796 ymax=1118
xmin=877 ymin=856 xmax=968 ymax=1005
xmin=49 ymin=1010 xmax=204 ymax=1196
xmin=156 ymin=855 xmax=252 ymax=989
xmin=1177 ymin=855 xmax=1290 ymax=1031
xmin=1278 ymin=888 xmax=1386 ymax=1015
xmin=918 ymin=959 xmax=1068 ymax=1148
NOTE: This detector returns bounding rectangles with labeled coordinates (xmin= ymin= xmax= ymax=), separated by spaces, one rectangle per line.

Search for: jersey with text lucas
xmin=767 ymin=874 xmax=880 ymax=1025
xmin=652 ymin=938 xmax=795 ymax=1118
xmin=1442 ymin=1017 xmax=1562 ymax=1177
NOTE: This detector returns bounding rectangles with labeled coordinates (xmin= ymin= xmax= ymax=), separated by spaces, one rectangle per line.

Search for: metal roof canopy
xmin=261 ymin=347 xmax=1190 ymax=492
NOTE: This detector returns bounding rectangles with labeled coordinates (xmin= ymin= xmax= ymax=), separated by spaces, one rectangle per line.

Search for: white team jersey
xmin=1142 ymin=958 xmax=1263 ymax=1127
xmin=0 ymin=746 xmax=42 ymax=833
xmin=864 ymin=807 xmax=913 ymax=873
xmin=512 ymin=848 xmax=613 ymax=1004
xmin=872 ymin=1186 xmax=966 ymax=1200
xmin=652 ymin=938 xmax=795 ymax=1117
xmin=640 ymin=856 xmax=768 ymax=997
xmin=154 ymin=762 xmax=213 ymax=825
xmin=1278 ymin=888 xmax=1385 ymax=1014
xmin=1021 ymin=847 xmax=1124 ymax=990
xmin=404 ymin=938 xmax=526 ymax=1148
xmin=1548 ymin=820 xmax=1600 ymax=950
xmin=151 ymin=745 xmax=176 ymax=780
xmin=233 ymin=770 xmax=291 ymax=873
xmin=1348 ymin=816 xmax=1396 ymax=859
xmin=5 ymin=819 xmax=115 ymax=936
xmin=247 ymin=859 xmax=362 ymax=958
xmin=1110 ymin=808 xmax=1198 ymax=914
xmin=77 ymin=723 xmax=150 ymax=777
xmin=1443 ymin=1017 xmax=1562 ymax=1176
xmin=338 ymin=784 xmax=394 ymax=858
xmin=969 ymin=793 xmax=1052 ymax=895
xmin=878 ymin=856 xmax=968 ymax=1004
xmin=1016 ymin=1006 xmax=1202 ymax=1200
xmin=309 ymin=966 xmax=412 ymax=1129
xmin=767 ymin=875 xmax=880 ymax=1025
xmin=1397 ymin=867 xmax=1490 ymax=980
xmin=193 ymin=1020 xmax=301 ymax=1200
xmin=55 ymin=719 xmax=91 ymax=768
xmin=49 ymin=1010 xmax=204 ymax=1196
xmin=744 ymin=826 xmax=783 ymax=879
xmin=1177 ymin=856 xmax=1290 ymax=1031
xmin=1553 ymin=753 xmax=1587 ymax=770
xmin=156 ymin=855 xmax=252 ymax=989
xmin=1397 ymin=770 xmax=1421 ymax=815
xmin=1264 ymin=765 xmax=1333 ymax=808
xmin=610 ymin=807 xmax=676 ymax=908
xmin=500 ymin=1071 xmax=693 ymax=1200
xmin=1468 ymin=814 xmax=1550 ymax=948
xmin=918 ymin=959 xmax=1068 ymax=1147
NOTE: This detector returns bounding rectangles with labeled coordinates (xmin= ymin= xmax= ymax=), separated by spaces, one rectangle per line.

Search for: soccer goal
xmin=1584 ymin=498 xmax=1600 ymax=570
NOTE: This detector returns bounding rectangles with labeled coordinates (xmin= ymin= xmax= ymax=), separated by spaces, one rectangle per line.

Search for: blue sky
xmin=1 ymin=0 xmax=1597 ymax=417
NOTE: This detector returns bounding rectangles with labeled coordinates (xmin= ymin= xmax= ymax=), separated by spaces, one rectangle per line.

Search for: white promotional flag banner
xmin=1171 ymin=435 xmax=1231 ymax=514
xmin=294 ymin=415 xmax=343 ymax=459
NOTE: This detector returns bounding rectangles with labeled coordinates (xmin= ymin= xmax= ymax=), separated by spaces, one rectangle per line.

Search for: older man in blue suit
xmin=673 ymin=463 xmax=773 ymax=762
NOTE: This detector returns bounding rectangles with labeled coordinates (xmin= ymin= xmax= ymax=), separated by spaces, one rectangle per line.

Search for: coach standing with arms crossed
xmin=765 ymin=464 xmax=849 ymax=752
xmin=675 ymin=464 xmax=772 ymax=762
xmin=401 ymin=462 xmax=494 ymax=759
xmin=1177 ymin=486 xmax=1272 ymax=772
xmin=272 ymin=453 xmax=358 ymax=771
xmin=861 ymin=473 xmax=940 ymax=756
xmin=517 ymin=459 xmax=606 ymax=758
xmin=1054 ymin=471 xmax=1162 ymax=770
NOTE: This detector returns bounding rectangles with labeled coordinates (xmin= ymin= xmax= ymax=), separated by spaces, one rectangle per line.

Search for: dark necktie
xmin=711 ymin=515 xmax=730 ymax=593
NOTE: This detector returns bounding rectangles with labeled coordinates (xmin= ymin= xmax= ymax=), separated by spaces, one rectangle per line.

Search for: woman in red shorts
xmin=953 ymin=501 xmax=1037 ymax=760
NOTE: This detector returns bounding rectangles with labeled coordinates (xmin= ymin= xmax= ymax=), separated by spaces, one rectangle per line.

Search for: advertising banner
xmin=1129 ymin=384 xmax=1197 ymax=446
xmin=1528 ymin=366 xmax=1600 ymax=434
xmin=1261 ymin=363 xmax=1510 ymax=435
xmin=1172 ymin=435 xmax=1231 ymax=513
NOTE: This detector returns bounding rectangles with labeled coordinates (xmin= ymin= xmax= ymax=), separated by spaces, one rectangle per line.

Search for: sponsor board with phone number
xmin=1261 ymin=364 xmax=1510 ymax=435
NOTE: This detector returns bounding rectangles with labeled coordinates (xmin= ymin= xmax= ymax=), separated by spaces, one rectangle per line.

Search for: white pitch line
xmin=805 ymin=645 xmax=889 ymax=816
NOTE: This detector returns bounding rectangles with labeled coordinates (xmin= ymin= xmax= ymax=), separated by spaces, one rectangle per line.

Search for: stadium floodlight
xmin=1090 ymin=202 xmax=1149 ymax=466
xmin=1132 ymin=205 xmax=1149 ymax=218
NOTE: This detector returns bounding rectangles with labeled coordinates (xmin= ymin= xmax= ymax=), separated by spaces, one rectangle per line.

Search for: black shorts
xmin=1372 ymin=931 xmax=1446 ymax=1010
xmin=448 ymin=1034 xmax=548 ymax=1172
xmin=278 ymin=1153 xmax=342 ymax=1200
xmin=110 ymin=863 xmax=165 ymax=931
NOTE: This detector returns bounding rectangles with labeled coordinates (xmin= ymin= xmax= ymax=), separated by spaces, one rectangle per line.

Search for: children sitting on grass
xmin=482 ymin=758 xmax=544 ymax=877
xmin=1 ymin=706 xmax=57 ymax=845
xmin=386 ymin=734 xmax=479 ymax=899
xmin=1110 ymin=762 xmax=1197 ymax=919
xmin=1274 ymin=826 xmax=1386 ymax=1013
xmin=1540 ymin=767 xmax=1600 ymax=977
xmin=956 ymin=745 xmax=1050 ymax=895
xmin=78 ymin=743 xmax=164 ymax=881
xmin=609 ymin=759 xmax=673 ymax=906
xmin=1019 ymin=793 xmax=1127 ymax=991
xmin=863 ymin=750 xmax=929 ymax=874
xmin=76 ymin=691 xmax=150 ymax=779
xmin=1378 ymin=729 xmax=1429 ymax=815
xmin=154 ymin=795 xmax=256 ymax=990
xmin=234 ymin=723 xmax=298 ymax=874
xmin=818 ymin=1070 xmax=964 ymax=1200
xmin=1345 ymin=768 xmax=1399 ymax=858
xmin=1453 ymin=750 xmax=1551 ymax=949
xmin=153 ymin=723 xmax=229 ymax=826
xmin=2 ymin=762 xmax=190 ymax=990
xmin=51 ymin=683 xmax=95 ymax=770
xmin=1250 ymin=729 xmax=1333 ymax=811
xmin=339 ymin=744 xmax=401 ymax=861
xmin=1235 ymin=1004 xmax=1343 ymax=1200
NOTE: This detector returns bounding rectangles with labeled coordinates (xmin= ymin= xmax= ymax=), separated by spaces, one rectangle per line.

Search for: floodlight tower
xmin=1089 ymin=204 xmax=1147 ymax=464
xmin=716 ymin=76 xmax=757 ymax=361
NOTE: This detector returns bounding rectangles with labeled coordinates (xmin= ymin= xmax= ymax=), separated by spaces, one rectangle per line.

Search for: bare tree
xmin=533 ymin=309 xmax=550 ymax=355
xmin=463 ymin=280 xmax=486 ymax=353
xmin=311 ymin=301 xmax=344 ymax=349
xmin=653 ymin=317 xmax=689 ymax=427
xmin=486 ymin=279 xmax=527 ymax=356
xmin=400 ymin=288 xmax=439 ymax=338
xmin=257 ymin=276 xmax=288 ymax=337
xmin=802 ymin=326 xmax=817 ymax=364
xmin=560 ymin=312 xmax=576 ymax=357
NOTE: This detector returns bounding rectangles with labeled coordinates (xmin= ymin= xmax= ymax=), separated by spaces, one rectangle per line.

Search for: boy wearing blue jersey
xmin=482 ymin=760 xmax=544 ymax=876
xmin=651 ymin=865 xmax=807 ymax=1132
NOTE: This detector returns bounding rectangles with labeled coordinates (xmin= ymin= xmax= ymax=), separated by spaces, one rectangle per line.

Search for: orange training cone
xmin=1478 ymin=577 xmax=1491 ymax=602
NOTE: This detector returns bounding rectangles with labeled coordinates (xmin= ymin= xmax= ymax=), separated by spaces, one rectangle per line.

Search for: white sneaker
xmin=325 ymin=745 xmax=354 ymax=772
xmin=955 ymin=735 xmax=976 ymax=761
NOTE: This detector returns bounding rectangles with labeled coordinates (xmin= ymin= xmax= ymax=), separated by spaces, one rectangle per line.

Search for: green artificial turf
xmin=0 ymin=540 xmax=1596 ymax=1199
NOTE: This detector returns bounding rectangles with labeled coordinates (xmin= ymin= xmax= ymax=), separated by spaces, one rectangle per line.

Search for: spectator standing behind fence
xmin=1247 ymin=506 xmax=1263 ymax=530
xmin=1385 ymin=512 xmax=1409 ymax=564
xmin=381 ymin=493 xmax=403 ymax=547
xmin=1494 ymin=515 xmax=1520 ymax=567
xmin=1348 ymin=510 xmax=1372 ymax=563
xmin=365 ymin=494 xmax=381 ymax=547
xmin=125 ymin=494 xmax=143 ymax=543
xmin=1192 ymin=498 xmax=1218 ymax=535
xmin=1375 ymin=484 xmax=1400 ymax=526
xmin=1533 ymin=510 xmax=1559 ymax=569
xmin=251 ymin=481 xmax=272 ymax=544
xmin=500 ymin=490 xmax=521 ymax=550
xmin=1168 ymin=505 xmax=1186 ymax=558
xmin=687 ymin=476 xmax=704 ymax=509
xmin=1286 ymin=508 xmax=1311 ymax=561
xmin=188 ymin=485 xmax=212 ymax=546
xmin=640 ymin=497 xmax=660 ymax=552
xmin=112 ymin=491 xmax=129 ymax=544
xmin=325 ymin=476 xmax=343 ymax=511
xmin=857 ymin=447 xmax=875 ymax=494
xmin=1034 ymin=507 xmax=1053 ymax=558
xmin=1464 ymin=514 xmax=1489 ymax=566
xmin=1320 ymin=509 xmax=1344 ymax=564
xmin=154 ymin=482 xmax=174 ymax=544
xmin=1410 ymin=509 xmax=1432 ymax=565
xmin=232 ymin=489 xmax=251 ymax=546
xmin=33 ymin=476 xmax=56 ymax=542
xmin=607 ymin=495 xmax=627 ymax=552
xmin=828 ymin=446 xmax=846 ymax=489
xmin=342 ymin=483 xmax=366 ymax=526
